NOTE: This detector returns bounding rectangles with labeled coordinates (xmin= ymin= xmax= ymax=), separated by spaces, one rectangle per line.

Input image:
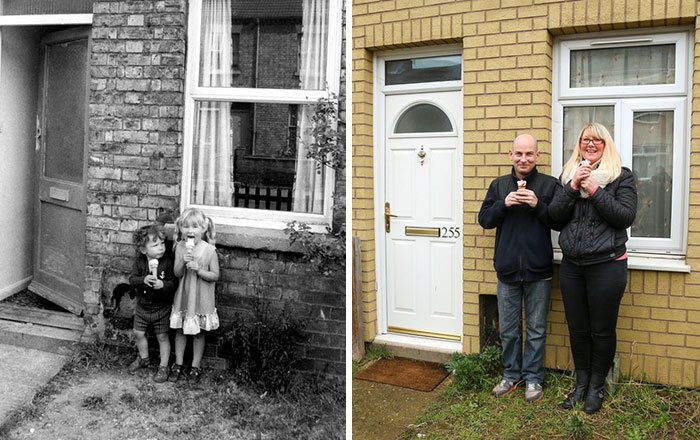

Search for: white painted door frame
xmin=373 ymin=46 xmax=463 ymax=341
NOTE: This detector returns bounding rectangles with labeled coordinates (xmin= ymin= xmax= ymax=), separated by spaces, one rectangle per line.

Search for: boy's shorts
xmin=133 ymin=304 xmax=171 ymax=334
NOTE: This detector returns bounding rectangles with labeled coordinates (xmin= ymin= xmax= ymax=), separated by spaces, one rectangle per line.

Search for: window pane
xmin=1 ymin=0 xmax=92 ymax=15
xmin=570 ymin=44 xmax=675 ymax=88
xmin=190 ymin=101 xmax=324 ymax=214
xmin=562 ymin=106 xmax=614 ymax=167
xmin=394 ymin=104 xmax=452 ymax=133
xmin=632 ymin=111 xmax=673 ymax=239
xmin=44 ymin=37 xmax=87 ymax=183
xmin=199 ymin=0 xmax=329 ymax=90
xmin=386 ymin=55 xmax=461 ymax=85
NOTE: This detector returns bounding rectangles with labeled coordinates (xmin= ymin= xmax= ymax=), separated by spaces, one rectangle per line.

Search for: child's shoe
xmin=168 ymin=364 xmax=184 ymax=382
xmin=128 ymin=356 xmax=150 ymax=374
xmin=188 ymin=367 xmax=202 ymax=384
xmin=154 ymin=365 xmax=169 ymax=383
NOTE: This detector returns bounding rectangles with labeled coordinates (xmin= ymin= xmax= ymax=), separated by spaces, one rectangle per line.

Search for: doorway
xmin=0 ymin=24 xmax=90 ymax=315
xmin=376 ymin=50 xmax=463 ymax=341
xmin=29 ymin=27 xmax=90 ymax=315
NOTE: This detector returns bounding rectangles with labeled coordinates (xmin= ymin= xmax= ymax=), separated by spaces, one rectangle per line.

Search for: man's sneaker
xmin=492 ymin=378 xmax=523 ymax=398
xmin=524 ymin=383 xmax=543 ymax=403
xmin=128 ymin=356 xmax=150 ymax=374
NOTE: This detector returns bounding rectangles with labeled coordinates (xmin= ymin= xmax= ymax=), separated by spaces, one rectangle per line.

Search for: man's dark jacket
xmin=548 ymin=167 xmax=637 ymax=266
xmin=478 ymin=167 xmax=560 ymax=283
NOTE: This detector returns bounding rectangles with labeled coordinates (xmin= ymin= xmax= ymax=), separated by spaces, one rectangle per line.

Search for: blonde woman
xmin=549 ymin=123 xmax=637 ymax=414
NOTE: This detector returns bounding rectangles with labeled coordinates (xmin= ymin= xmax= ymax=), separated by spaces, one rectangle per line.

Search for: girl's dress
xmin=170 ymin=239 xmax=220 ymax=335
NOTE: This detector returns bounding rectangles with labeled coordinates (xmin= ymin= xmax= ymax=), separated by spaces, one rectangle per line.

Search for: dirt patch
xmin=352 ymin=370 xmax=450 ymax=440
xmin=6 ymin=367 xmax=344 ymax=440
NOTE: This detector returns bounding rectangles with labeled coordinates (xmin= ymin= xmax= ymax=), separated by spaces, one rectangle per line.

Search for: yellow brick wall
xmin=352 ymin=0 xmax=700 ymax=387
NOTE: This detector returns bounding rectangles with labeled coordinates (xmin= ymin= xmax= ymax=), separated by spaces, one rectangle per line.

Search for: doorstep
xmin=372 ymin=333 xmax=462 ymax=364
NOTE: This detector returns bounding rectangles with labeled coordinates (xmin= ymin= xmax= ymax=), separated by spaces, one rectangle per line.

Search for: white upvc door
xmin=383 ymin=90 xmax=463 ymax=340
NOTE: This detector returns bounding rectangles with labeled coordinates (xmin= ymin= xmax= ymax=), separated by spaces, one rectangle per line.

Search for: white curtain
xmin=292 ymin=0 xmax=329 ymax=214
xmin=193 ymin=0 xmax=234 ymax=206
xmin=570 ymin=45 xmax=674 ymax=88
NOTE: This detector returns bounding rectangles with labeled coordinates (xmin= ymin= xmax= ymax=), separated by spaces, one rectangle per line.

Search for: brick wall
xmin=85 ymin=0 xmax=345 ymax=378
xmin=352 ymin=0 xmax=700 ymax=387
xmin=86 ymin=0 xmax=186 ymax=326
xmin=216 ymin=247 xmax=345 ymax=375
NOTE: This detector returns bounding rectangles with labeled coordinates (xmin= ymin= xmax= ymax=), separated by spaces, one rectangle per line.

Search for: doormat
xmin=354 ymin=357 xmax=449 ymax=392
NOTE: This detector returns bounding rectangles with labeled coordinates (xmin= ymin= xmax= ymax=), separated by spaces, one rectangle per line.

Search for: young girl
xmin=168 ymin=208 xmax=220 ymax=383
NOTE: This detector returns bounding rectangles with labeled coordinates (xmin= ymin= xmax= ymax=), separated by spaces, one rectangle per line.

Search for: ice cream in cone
xmin=517 ymin=180 xmax=527 ymax=191
xmin=185 ymin=238 xmax=195 ymax=256
xmin=148 ymin=259 xmax=159 ymax=277
xmin=580 ymin=159 xmax=590 ymax=166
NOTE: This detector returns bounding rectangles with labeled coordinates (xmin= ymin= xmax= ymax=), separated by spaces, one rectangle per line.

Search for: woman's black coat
xmin=548 ymin=167 xmax=637 ymax=265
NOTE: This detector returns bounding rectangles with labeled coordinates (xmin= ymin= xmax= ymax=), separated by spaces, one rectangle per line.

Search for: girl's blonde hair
xmin=176 ymin=208 xmax=216 ymax=245
xmin=561 ymin=122 xmax=621 ymax=184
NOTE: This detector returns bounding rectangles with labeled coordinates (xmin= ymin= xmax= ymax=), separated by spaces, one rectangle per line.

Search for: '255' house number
xmin=440 ymin=227 xmax=461 ymax=238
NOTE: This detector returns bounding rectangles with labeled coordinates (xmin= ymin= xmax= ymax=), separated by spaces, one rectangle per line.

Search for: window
xmin=553 ymin=30 xmax=691 ymax=254
xmin=385 ymin=55 xmax=461 ymax=86
xmin=183 ymin=0 xmax=341 ymax=228
xmin=394 ymin=103 xmax=453 ymax=134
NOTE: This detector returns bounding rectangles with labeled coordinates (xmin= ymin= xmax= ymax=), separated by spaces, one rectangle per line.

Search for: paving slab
xmin=0 ymin=343 xmax=68 ymax=424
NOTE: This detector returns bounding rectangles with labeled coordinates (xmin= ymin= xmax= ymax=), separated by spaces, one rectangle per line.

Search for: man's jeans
xmin=497 ymin=279 xmax=551 ymax=385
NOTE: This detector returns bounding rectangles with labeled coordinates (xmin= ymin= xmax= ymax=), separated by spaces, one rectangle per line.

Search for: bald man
xmin=478 ymin=134 xmax=560 ymax=403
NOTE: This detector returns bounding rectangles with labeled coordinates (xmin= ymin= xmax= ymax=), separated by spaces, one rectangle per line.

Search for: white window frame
xmin=552 ymin=28 xmax=692 ymax=261
xmin=182 ymin=0 xmax=342 ymax=231
xmin=558 ymin=31 xmax=688 ymax=99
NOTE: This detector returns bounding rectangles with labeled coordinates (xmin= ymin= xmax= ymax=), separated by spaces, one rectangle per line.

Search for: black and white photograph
xmin=0 ymin=0 xmax=345 ymax=438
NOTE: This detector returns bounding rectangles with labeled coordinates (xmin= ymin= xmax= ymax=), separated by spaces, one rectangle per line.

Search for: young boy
xmin=128 ymin=224 xmax=177 ymax=382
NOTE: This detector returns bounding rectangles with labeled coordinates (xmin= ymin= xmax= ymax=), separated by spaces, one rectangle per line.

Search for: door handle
xmin=384 ymin=202 xmax=397 ymax=233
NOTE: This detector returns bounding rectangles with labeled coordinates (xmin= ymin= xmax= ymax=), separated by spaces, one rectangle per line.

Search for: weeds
xmin=444 ymin=345 xmax=501 ymax=392
xmin=364 ymin=344 xmax=393 ymax=362
xmin=567 ymin=412 xmax=590 ymax=439
xmin=395 ymin=370 xmax=700 ymax=440
xmin=81 ymin=394 xmax=108 ymax=410
xmin=219 ymin=298 xmax=308 ymax=393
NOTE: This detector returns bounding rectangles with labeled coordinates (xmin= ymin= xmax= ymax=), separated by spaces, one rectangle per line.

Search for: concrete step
xmin=0 ymin=303 xmax=84 ymax=331
xmin=371 ymin=333 xmax=462 ymax=364
xmin=0 ymin=318 xmax=82 ymax=355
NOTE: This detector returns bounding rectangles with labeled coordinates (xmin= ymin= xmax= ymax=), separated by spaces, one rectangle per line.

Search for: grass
xmin=0 ymin=342 xmax=345 ymax=439
xmin=352 ymin=344 xmax=394 ymax=375
xmin=396 ymin=370 xmax=700 ymax=440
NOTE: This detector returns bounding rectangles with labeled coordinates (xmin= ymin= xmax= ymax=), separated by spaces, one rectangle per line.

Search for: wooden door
xmin=30 ymin=27 xmax=90 ymax=315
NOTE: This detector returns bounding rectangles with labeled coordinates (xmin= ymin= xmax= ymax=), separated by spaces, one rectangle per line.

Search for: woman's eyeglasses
xmin=580 ymin=137 xmax=604 ymax=145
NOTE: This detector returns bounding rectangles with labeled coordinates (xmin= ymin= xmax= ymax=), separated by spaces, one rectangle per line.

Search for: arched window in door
xmin=394 ymin=103 xmax=453 ymax=133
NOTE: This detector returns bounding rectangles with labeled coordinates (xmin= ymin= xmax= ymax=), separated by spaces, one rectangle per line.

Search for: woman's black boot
xmin=561 ymin=369 xmax=589 ymax=409
xmin=583 ymin=373 xmax=607 ymax=414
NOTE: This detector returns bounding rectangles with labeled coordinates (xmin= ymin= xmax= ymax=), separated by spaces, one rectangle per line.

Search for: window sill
xmin=214 ymin=224 xmax=304 ymax=253
xmin=553 ymin=251 xmax=690 ymax=273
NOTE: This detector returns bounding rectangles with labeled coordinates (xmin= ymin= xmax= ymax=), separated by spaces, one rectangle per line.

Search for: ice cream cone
xmin=148 ymin=259 xmax=158 ymax=277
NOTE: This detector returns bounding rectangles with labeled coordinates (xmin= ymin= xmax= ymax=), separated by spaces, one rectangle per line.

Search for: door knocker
xmin=417 ymin=146 xmax=426 ymax=166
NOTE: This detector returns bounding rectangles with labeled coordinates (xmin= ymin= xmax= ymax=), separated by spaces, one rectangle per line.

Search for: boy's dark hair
xmin=133 ymin=224 xmax=165 ymax=250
